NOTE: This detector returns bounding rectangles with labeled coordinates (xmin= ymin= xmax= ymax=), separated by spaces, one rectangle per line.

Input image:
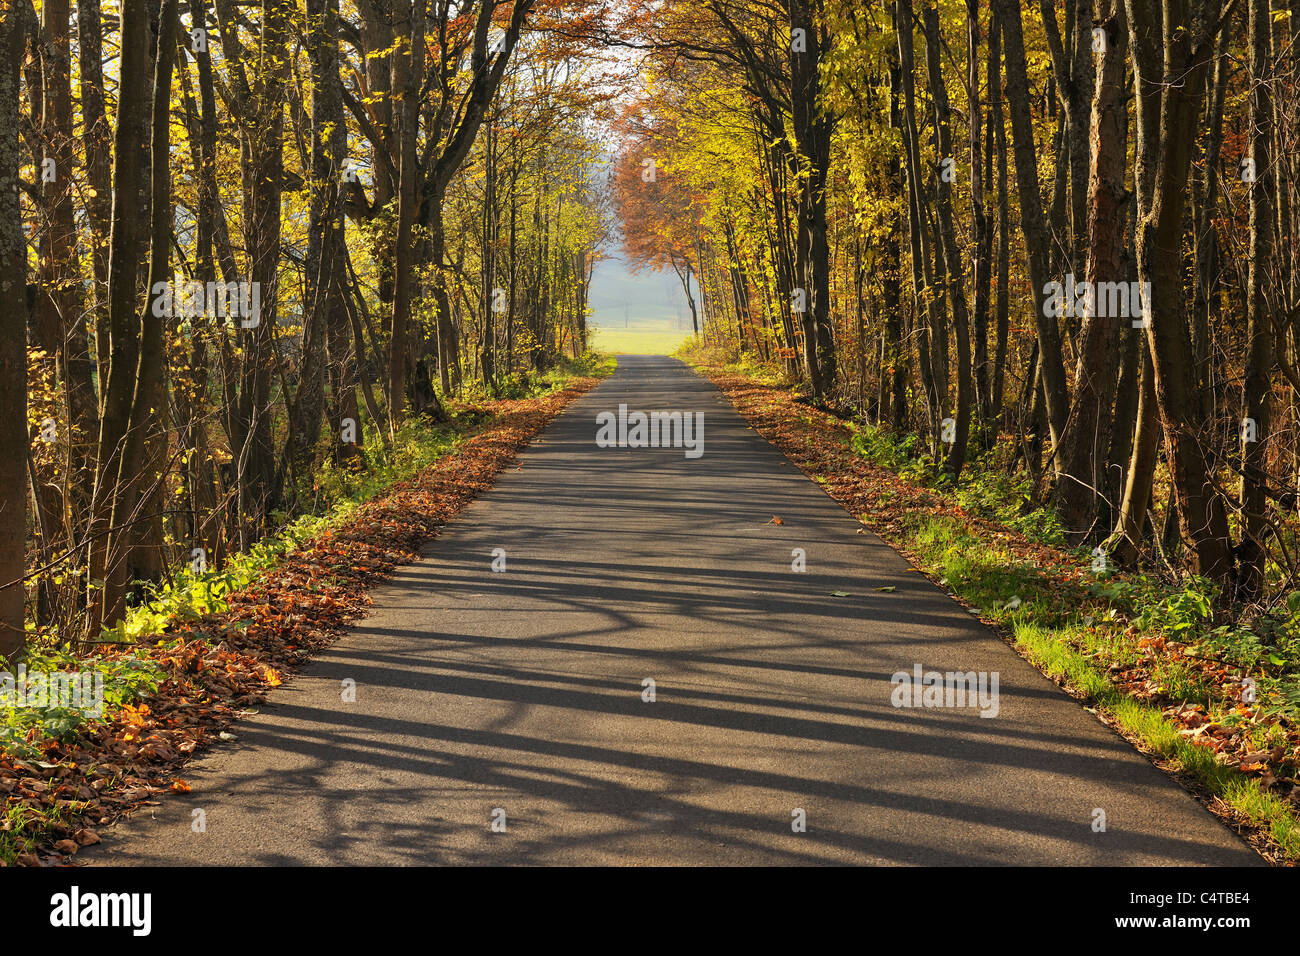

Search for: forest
xmin=613 ymin=0 xmax=1299 ymax=614
xmin=1 ymin=0 xmax=615 ymax=656
xmin=0 ymin=0 xmax=1297 ymax=725
xmin=1 ymin=0 xmax=1300 ymax=875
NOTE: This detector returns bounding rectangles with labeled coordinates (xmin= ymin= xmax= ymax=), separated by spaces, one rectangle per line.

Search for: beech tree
xmin=6 ymin=0 xmax=1300 ymax=653
xmin=608 ymin=0 xmax=1294 ymax=607
xmin=7 ymin=0 xmax=608 ymax=645
xmin=0 ymin=0 xmax=29 ymax=659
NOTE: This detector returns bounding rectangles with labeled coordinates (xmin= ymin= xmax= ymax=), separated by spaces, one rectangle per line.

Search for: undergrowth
xmin=4 ymin=359 xmax=610 ymax=767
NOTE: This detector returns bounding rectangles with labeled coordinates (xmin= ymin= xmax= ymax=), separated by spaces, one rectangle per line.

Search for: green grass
xmin=460 ymin=350 xmax=616 ymax=401
xmin=0 ymin=797 xmax=95 ymax=864
xmin=100 ymin=415 xmax=466 ymax=647
xmin=905 ymin=511 xmax=1300 ymax=860
xmin=590 ymin=325 xmax=694 ymax=355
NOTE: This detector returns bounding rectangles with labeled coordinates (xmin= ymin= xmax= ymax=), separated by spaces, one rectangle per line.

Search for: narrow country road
xmin=91 ymin=356 xmax=1258 ymax=865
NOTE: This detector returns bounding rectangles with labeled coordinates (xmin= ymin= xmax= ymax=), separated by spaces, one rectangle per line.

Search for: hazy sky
xmin=588 ymin=251 xmax=694 ymax=330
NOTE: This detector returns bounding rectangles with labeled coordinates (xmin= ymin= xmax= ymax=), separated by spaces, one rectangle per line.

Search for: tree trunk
xmin=290 ymin=0 xmax=346 ymax=473
xmin=968 ymin=0 xmax=992 ymax=433
xmin=1127 ymin=0 xmax=1234 ymax=585
xmin=77 ymin=0 xmax=112 ymax=390
xmin=1039 ymin=0 xmax=1094 ymax=277
xmin=991 ymin=0 xmax=1071 ymax=451
xmin=39 ymin=0 xmax=97 ymax=542
xmin=895 ymin=0 xmax=942 ymax=436
xmin=923 ymin=2 xmax=973 ymax=475
xmin=234 ymin=0 xmax=291 ymax=546
xmin=885 ymin=67 xmax=907 ymax=429
xmin=1056 ymin=2 xmax=1130 ymax=540
xmin=0 ymin=0 xmax=28 ymax=658
xmin=1239 ymin=0 xmax=1274 ymax=600
xmin=789 ymin=0 xmax=835 ymax=397
xmin=989 ymin=8 xmax=1010 ymax=438
xmin=87 ymin=0 xmax=152 ymax=632
xmin=388 ymin=0 xmax=424 ymax=427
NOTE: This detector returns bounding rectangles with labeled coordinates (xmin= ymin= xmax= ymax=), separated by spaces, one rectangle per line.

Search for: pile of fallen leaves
xmin=0 ymin=380 xmax=600 ymax=866
xmin=698 ymin=364 xmax=1300 ymax=863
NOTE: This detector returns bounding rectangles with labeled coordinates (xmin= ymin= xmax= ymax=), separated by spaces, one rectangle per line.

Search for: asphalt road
xmin=90 ymin=355 xmax=1259 ymax=865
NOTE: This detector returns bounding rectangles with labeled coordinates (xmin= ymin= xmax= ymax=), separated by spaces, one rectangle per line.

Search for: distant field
xmin=590 ymin=325 xmax=696 ymax=355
